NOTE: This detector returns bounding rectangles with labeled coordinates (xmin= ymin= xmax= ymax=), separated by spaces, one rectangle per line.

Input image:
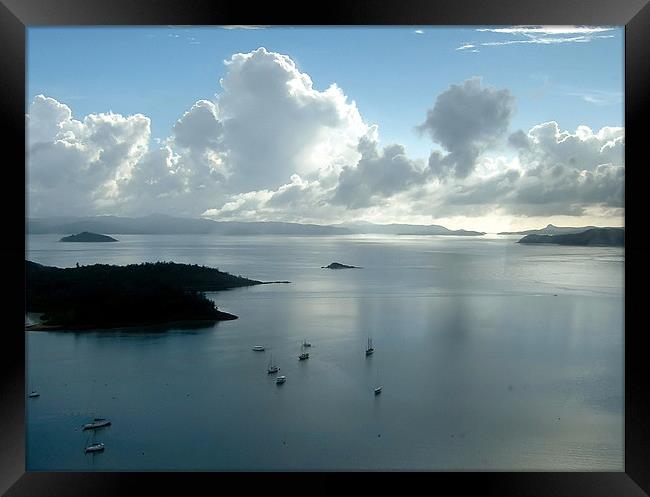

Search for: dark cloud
xmin=418 ymin=77 xmax=515 ymax=178
xmin=508 ymin=130 xmax=530 ymax=150
xmin=444 ymin=169 xmax=521 ymax=206
xmin=436 ymin=159 xmax=623 ymax=217
xmin=508 ymin=162 xmax=624 ymax=215
xmin=330 ymin=136 xmax=430 ymax=209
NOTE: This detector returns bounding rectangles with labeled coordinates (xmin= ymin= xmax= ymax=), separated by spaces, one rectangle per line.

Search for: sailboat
xmin=84 ymin=427 xmax=105 ymax=454
xmin=267 ymin=355 xmax=280 ymax=374
xmin=302 ymin=339 xmax=312 ymax=348
xmin=374 ymin=368 xmax=382 ymax=395
xmin=82 ymin=418 xmax=112 ymax=430
xmin=298 ymin=352 xmax=309 ymax=360
xmin=28 ymin=374 xmax=40 ymax=397
xmin=365 ymin=338 xmax=375 ymax=356
xmin=85 ymin=442 xmax=105 ymax=453
xmin=81 ymin=378 xmax=110 ymax=433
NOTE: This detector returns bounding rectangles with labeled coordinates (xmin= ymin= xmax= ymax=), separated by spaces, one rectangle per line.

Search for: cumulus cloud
xmin=216 ymin=47 xmax=367 ymax=191
xmin=168 ymin=99 xmax=229 ymax=190
xmin=26 ymin=48 xmax=368 ymax=218
xmin=508 ymin=162 xmax=623 ymax=216
xmin=201 ymin=173 xmax=339 ymax=222
xmin=510 ymin=121 xmax=624 ymax=172
xmin=199 ymin=127 xmax=433 ymax=220
xmin=418 ymin=77 xmax=515 ymax=178
xmin=27 ymin=95 xmax=74 ymax=146
xmin=26 ymin=53 xmax=623 ymax=226
xmin=27 ymin=95 xmax=151 ymax=215
xmin=438 ymin=164 xmax=623 ymax=217
xmin=172 ymin=100 xmax=222 ymax=150
xmin=114 ymin=145 xmax=193 ymax=214
xmin=502 ymin=121 xmax=624 ymax=215
xmin=433 ymin=122 xmax=625 ymax=216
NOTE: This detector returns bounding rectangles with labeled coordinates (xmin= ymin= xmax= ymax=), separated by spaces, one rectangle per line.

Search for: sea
xmin=25 ymin=233 xmax=624 ymax=470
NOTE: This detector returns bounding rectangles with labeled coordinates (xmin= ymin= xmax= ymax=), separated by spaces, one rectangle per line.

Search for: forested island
xmin=60 ymin=232 xmax=118 ymax=242
xmin=25 ymin=260 xmax=275 ymax=330
xmin=518 ymin=228 xmax=624 ymax=247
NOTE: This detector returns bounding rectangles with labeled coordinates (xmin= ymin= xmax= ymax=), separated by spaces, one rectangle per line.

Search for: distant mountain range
xmin=334 ymin=222 xmax=485 ymax=236
xmin=28 ymin=214 xmax=347 ymax=236
xmin=518 ymin=228 xmax=624 ymax=247
xmin=26 ymin=214 xmax=486 ymax=237
xmin=498 ymin=224 xmax=615 ymax=236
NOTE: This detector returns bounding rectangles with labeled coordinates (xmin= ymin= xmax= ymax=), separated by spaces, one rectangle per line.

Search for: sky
xmin=26 ymin=26 xmax=625 ymax=232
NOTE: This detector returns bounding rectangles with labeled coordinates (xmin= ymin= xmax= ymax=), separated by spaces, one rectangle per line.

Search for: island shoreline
xmin=24 ymin=316 xmax=234 ymax=332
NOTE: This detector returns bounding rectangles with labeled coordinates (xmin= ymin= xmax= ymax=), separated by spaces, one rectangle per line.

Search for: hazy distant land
xmin=499 ymin=224 xmax=615 ymax=236
xmin=27 ymin=214 xmax=486 ymax=237
xmin=338 ymin=222 xmax=485 ymax=236
xmin=27 ymin=215 xmax=626 ymax=240
xmin=25 ymin=260 xmax=284 ymax=330
xmin=397 ymin=228 xmax=485 ymax=236
xmin=518 ymin=228 xmax=624 ymax=247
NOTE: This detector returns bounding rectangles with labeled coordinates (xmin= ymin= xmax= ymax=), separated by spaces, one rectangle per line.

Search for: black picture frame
xmin=1 ymin=0 xmax=648 ymax=495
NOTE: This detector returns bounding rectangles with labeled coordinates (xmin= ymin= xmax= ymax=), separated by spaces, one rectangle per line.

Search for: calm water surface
xmin=26 ymin=234 xmax=624 ymax=470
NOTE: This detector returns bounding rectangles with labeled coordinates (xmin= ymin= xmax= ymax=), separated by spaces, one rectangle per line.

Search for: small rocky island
xmin=518 ymin=228 xmax=624 ymax=247
xmin=322 ymin=262 xmax=359 ymax=269
xmin=60 ymin=232 xmax=118 ymax=243
xmin=26 ymin=260 xmax=276 ymax=330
